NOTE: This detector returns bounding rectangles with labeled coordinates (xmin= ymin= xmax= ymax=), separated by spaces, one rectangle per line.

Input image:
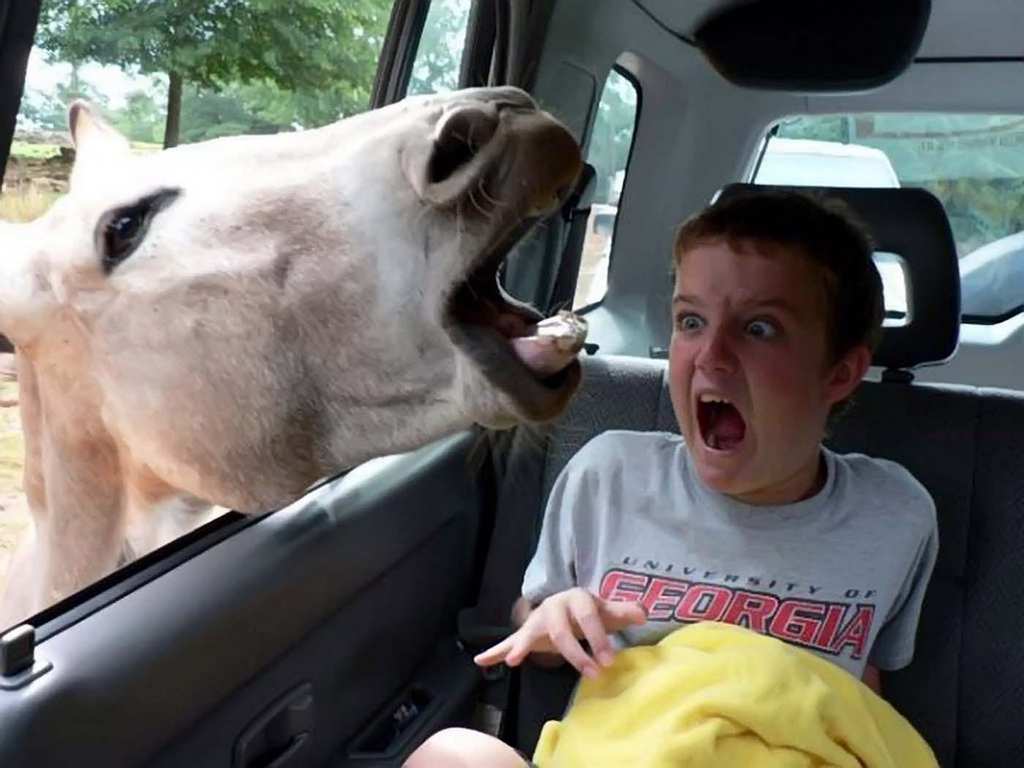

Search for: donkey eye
xmin=97 ymin=188 xmax=180 ymax=274
xmin=103 ymin=211 xmax=145 ymax=267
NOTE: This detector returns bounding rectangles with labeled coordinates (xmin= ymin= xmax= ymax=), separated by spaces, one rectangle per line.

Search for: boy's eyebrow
xmin=744 ymin=298 xmax=802 ymax=316
xmin=671 ymin=294 xmax=803 ymax=316
xmin=672 ymin=293 xmax=702 ymax=306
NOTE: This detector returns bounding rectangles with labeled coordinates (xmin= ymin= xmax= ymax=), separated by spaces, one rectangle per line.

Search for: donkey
xmin=0 ymin=86 xmax=584 ymax=626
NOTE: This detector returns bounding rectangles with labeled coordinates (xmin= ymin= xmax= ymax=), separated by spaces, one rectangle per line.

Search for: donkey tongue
xmin=509 ymin=310 xmax=588 ymax=377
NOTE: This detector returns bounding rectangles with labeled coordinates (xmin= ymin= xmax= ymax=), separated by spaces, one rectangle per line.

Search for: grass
xmin=0 ymin=187 xmax=61 ymax=223
xmin=10 ymin=141 xmax=61 ymax=160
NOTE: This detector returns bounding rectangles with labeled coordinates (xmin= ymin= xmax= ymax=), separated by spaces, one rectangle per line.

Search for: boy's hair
xmin=673 ymin=190 xmax=884 ymax=364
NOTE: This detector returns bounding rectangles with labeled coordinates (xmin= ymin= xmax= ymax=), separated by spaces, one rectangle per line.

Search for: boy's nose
xmin=695 ymin=326 xmax=738 ymax=375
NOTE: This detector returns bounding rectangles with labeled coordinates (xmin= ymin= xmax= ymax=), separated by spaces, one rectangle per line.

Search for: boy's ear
xmin=824 ymin=344 xmax=872 ymax=406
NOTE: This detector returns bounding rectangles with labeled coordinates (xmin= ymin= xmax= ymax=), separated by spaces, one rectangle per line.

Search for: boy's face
xmin=669 ymin=238 xmax=869 ymax=505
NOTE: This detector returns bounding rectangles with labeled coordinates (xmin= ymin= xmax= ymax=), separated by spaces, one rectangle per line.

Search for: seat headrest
xmin=715 ymin=183 xmax=960 ymax=370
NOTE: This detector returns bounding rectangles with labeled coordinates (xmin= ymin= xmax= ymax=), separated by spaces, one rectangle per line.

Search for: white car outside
xmin=583 ymin=138 xmax=904 ymax=309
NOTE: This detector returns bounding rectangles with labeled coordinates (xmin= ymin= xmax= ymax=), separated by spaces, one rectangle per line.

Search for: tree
xmin=35 ymin=0 xmax=393 ymax=148
xmin=111 ymin=87 xmax=166 ymax=145
xmin=179 ymin=84 xmax=282 ymax=143
xmin=19 ymin=88 xmax=73 ymax=132
xmin=18 ymin=71 xmax=110 ymax=133
xmin=408 ymin=0 xmax=469 ymax=96
xmin=587 ymin=71 xmax=638 ymax=204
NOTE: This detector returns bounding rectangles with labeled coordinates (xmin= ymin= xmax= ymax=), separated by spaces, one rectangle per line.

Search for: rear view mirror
xmin=694 ymin=0 xmax=931 ymax=92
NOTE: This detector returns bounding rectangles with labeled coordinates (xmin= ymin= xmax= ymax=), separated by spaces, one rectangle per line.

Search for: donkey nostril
xmin=428 ymin=106 xmax=498 ymax=186
xmin=428 ymin=134 xmax=474 ymax=185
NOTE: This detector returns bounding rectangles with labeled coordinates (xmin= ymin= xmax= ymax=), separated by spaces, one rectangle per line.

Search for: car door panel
xmin=0 ymin=432 xmax=486 ymax=767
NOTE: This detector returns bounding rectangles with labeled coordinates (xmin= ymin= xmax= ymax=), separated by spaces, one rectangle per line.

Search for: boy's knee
xmin=404 ymin=727 xmax=525 ymax=768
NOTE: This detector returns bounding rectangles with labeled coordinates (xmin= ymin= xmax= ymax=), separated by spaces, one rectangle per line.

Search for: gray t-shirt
xmin=522 ymin=430 xmax=938 ymax=679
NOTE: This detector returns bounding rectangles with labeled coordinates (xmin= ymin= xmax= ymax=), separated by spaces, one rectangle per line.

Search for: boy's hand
xmin=473 ymin=588 xmax=647 ymax=679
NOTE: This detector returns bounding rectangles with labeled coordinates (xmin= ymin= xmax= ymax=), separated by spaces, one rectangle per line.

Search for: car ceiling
xmin=633 ymin=0 xmax=1024 ymax=59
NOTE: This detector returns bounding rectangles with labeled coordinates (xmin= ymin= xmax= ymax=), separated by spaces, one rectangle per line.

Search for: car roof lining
xmin=633 ymin=0 xmax=1024 ymax=60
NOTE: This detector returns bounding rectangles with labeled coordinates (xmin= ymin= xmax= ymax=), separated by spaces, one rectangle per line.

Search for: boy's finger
xmin=600 ymin=599 xmax=648 ymax=631
xmin=503 ymin=634 xmax=534 ymax=667
xmin=547 ymin=604 xmax=600 ymax=679
xmin=568 ymin=590 xmax=614 ymax=666
xmin=474 ymin=636 xmax=515 ymax=667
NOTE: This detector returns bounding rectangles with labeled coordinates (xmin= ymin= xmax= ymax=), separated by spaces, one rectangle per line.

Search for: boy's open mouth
xmin=697 ymin=394 xmax=747 ymax=451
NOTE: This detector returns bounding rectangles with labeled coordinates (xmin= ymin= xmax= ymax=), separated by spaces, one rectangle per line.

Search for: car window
xmin=0 ymin=0 xmax=434 ymax=630
xmin=573 ymin=67 xmax=639 ymax=310
xmin=407 ymin=0 xmax=472 ymax=96
xmin=875 ymin=252 xmax=910 ymax=324
xmin=755 ymin=114 xmax=1024 ymax=323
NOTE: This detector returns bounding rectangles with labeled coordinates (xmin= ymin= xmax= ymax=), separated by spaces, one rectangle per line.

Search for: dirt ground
xmin=0 ymin=381 xmax=27 ymax=598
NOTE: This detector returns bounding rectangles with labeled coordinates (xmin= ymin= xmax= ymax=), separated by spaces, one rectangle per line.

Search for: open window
xmin=572 ymin=66 xmax=639 ymax=310
xmin=0 ymin=1 xmax=493 ymax=765
xmin=754 ymin=113 xmax=1024 ymax=326
xmin=0 ymin=0 xmax=484 ymax=635
xmin=407 ymin=0 xmax=472 ymax=95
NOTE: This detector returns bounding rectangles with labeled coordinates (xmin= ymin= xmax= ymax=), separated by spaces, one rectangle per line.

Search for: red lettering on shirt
xmin=675 ymin=584 xmax=731 ymax=622
xmin=599 ymin=568 xmax=878 ymax=660
xmin=770 ymin=600 xmax=826 ymax=645
xmin=600 ymin=570 xmax=648 ymax=602
xmin=830 ymin=604 xmax=875 ymax=659
xmin=642 ymin=577 xmax=686 ymax=620
xmin=722 ymin=590 xmax=780 ymax=633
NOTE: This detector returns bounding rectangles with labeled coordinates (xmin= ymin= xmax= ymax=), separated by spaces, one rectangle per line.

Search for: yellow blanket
xmin=533 ymin=621 xmax=937 ymax=768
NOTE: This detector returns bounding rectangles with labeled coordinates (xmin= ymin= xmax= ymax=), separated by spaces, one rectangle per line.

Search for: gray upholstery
xmin=484 ymin=354 xmax=1024 ymax=765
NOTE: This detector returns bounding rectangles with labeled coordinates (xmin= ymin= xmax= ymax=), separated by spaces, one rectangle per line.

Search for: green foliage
xmin=776 ymin=115 xmax=853 ymax=143
xmin=587 ymin=70 xmax=639 ymax=204
xmin=408 ymin=0 xmax=470 ymax=96
xmin=16 ymin=92 xmax=67 ymax=132
xmin=17 ymin=66 xmax=110 ymax=132
xmin=9 ymin=142 xmax=61 ymax=159
xmin=178 ymin=84 xmax=280 ymax=142
xmin=34 ymin=0 xmax=394 ymax=145
xmin=36 ymin=0 xmax=391 ymax=92
xmin=25 ymin=0 xmax=473 ymax=148
xmin=108 ymin=84 xmax=166 ymax=143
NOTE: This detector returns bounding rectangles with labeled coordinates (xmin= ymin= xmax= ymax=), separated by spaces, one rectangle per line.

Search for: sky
xmin=24 ymin=46 xmax=155 ymax=109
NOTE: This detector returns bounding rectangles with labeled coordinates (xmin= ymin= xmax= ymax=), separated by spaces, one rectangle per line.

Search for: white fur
xmin=0 ymin=87 xmax=581 ymax=625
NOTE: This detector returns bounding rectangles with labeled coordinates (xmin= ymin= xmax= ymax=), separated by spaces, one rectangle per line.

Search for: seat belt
xmin=547 ymin=163 xmax=597 ymax=313
xmin=457 ymin=425 xmax=550 ymax=739
xmin=456 ymin=167 xmax=599 ymax=741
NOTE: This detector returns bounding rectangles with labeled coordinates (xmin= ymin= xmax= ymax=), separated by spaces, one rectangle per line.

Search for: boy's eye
xmin=676 ymin=313 xmax=705 ymax=332
xmin=746 ymin=319 xmax=778 ymax=339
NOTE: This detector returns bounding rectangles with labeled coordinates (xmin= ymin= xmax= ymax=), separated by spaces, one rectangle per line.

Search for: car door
xmin=0 ymin=2 xmax=503 ymax=766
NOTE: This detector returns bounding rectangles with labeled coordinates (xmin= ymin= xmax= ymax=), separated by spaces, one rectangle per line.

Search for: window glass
xmin=756 ymin=113 xmax=1024 ymax=322
xmin=573 ymin=67 xmax=639 ymax=310
xmin=875 ymin=252 xmax=909 ymax=323
xmin=407 ymin=0 xmax=472 ymax=96
xmin=0 ymin=0 xmax=398 ymax=629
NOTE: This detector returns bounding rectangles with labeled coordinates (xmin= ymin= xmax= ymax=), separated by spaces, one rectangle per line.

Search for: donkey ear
xmin=68 ymin=101 xmax=131 ymax=188
xmin=69 ymin=101 xmax=130 ymax=153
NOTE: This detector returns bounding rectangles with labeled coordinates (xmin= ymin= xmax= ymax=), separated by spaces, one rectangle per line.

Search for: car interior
xmin=1 ymin=0 xmax=1023 ymax=766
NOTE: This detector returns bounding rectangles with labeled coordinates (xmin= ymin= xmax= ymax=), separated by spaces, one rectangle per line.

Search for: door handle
xmin=258 ymin=733 xmax=310 ymax=768
xmin=234 ymin=682 xmax=315 ymax=768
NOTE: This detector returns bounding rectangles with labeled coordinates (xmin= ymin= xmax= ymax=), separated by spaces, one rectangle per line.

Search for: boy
xmin=405 ymin=190 xmax=938 ymax=768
